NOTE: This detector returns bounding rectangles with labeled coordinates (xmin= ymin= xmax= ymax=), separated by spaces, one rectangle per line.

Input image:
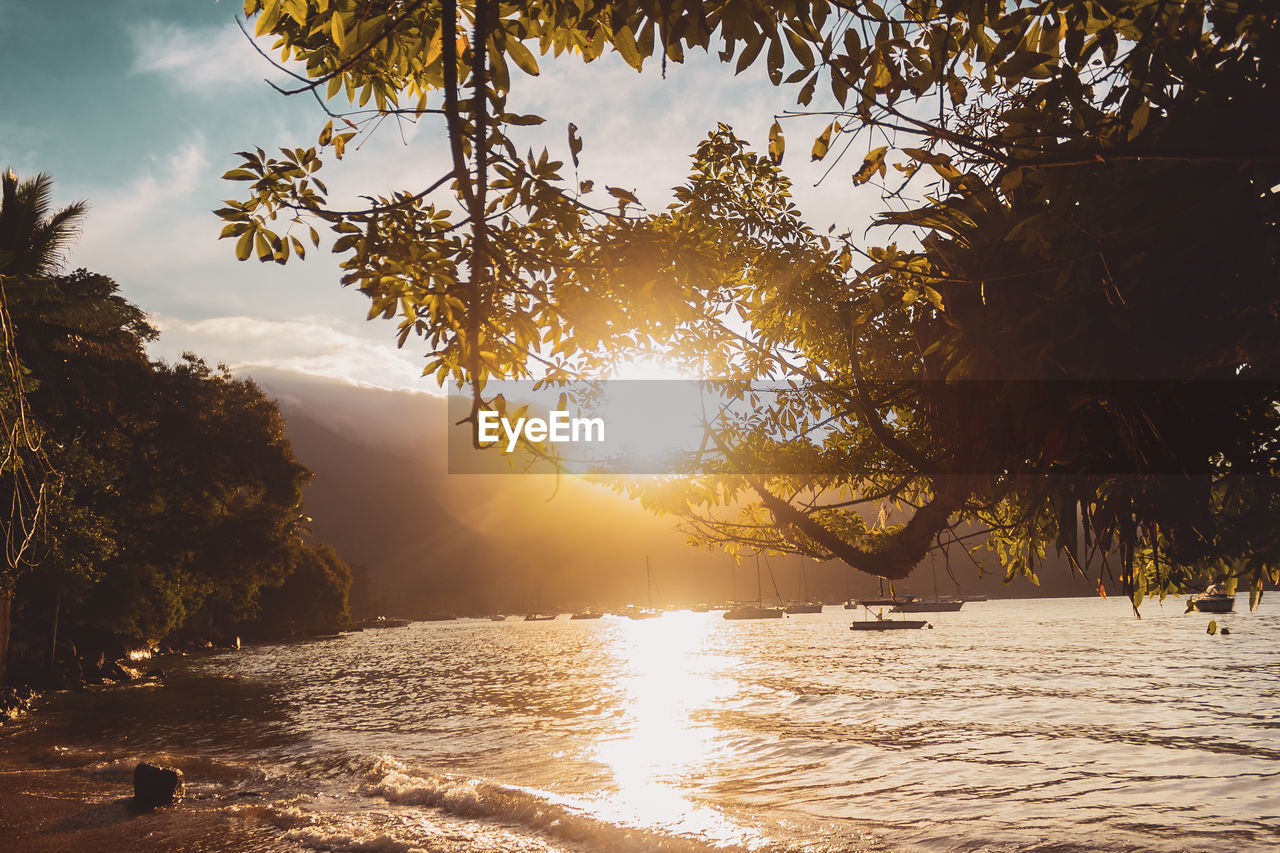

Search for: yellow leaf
xmin=811 ymin=121 xmax=837 ymax=161
xmin=505 ymin=38 xmax=539 ymax=77
xmin=852 ymin=146 xmax=888 ymax=185
xmin=331 ymin=13 xmax=346 ymax=52
xmin=768 ymin=120 xmax=784 ymax=165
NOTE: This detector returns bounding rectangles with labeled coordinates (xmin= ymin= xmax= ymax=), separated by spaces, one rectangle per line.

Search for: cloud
xmin=149 ymin=314 xmax=433 ymax=392
xmin=128 ymin=19 xmax=270 ymax=91
xmin=72 ymin=136 xmax=214 ymax=275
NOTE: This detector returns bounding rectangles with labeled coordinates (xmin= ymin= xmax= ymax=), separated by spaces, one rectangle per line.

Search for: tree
xmin=1 ymin=169 xmax=321 ymax=682
xmin=0 ymin=169 xmax=86 ymax=279
xmin=223 ymin=2 xmax=1280 ymax=606
xmin=0 ymin=167 xmax=84 ymax=680
xmin=255 ymin=541 xmax=353 ymax=635
xmin=73 ymin=355 xmax=312 ymax=641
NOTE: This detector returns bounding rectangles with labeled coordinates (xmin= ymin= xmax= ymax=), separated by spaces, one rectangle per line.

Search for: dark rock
xmin=143 ymin=668 xmax=166 ymax=681
xmin=133 ymin=762 xmax=185 ymax=808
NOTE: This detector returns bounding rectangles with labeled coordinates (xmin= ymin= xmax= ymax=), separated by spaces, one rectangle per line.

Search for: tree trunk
xmin=0 ymin=589 xmax=11 ymax=685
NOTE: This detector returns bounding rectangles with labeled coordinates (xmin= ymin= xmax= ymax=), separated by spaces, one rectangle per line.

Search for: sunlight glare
xmin=590 ymin=613 xmax=751 ymax=844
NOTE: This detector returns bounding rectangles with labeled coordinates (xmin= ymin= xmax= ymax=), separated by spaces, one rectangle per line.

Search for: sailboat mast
xmin=755 ymin=554 xmax=762 ymax=605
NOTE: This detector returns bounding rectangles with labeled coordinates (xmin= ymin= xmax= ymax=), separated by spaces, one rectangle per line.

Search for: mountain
xmin=244 ymin=368 xmax=1095 ymax=614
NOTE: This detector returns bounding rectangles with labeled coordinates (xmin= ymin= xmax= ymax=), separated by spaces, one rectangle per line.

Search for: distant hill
xmin=244 ymin=368 xmax=1095 ymax=615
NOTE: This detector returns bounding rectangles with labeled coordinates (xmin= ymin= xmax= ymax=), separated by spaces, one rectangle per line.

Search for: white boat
xmin=1190 ymin=585 xmax=1235 ymax=613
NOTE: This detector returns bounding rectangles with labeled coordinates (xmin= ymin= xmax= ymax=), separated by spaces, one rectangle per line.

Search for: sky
xmin=1 ymin=0 xmax=882 ymax=393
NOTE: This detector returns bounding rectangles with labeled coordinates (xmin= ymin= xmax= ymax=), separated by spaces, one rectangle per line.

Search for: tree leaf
xmin=330 ymin=12 xmax=346 ymax=52
xmin=768 ymin=120 xmax=785 ymax=165
xmin=506 ymin=38 xmax=539 ymax=77
xmin=852 ymin=145 xmax=887 ymax=184
xmin=568 ymin=123 xmax=583 ymax=169
xmin=811 ymin=121 xmax=837 ymax=161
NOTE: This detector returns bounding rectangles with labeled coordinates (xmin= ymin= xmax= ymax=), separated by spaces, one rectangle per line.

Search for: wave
xmin=357 ymin=755 xmax=763 ymax=853
xmin=40 ymin=744 xmax=269 ymax=788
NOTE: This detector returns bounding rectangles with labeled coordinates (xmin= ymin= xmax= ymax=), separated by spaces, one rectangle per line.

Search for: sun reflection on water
xmin=589 ymin=612 xmax=756 ymax=845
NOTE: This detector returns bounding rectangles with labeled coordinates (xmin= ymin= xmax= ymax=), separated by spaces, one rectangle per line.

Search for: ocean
xmin=2 ymin=597 xmax=1277 ymax=852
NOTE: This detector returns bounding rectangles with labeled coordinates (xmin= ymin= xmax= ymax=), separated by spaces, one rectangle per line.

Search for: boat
xmin=724 ymin=603 xmax=785 ymax=620
xmin=784 ymin=602 xmax=823 ymax=614
xmin=891 ymin=598 xmax=964 ymax=613
xmin=489 ymin=614 xmax=506 ymax=621
xmin=852 ymin=576 xmax=913 ymax=609
xmin=361 ymin=617 xmax=411 ymax=629
xmin=1190 ymin=585 xmax=1235 ymax=613
xmin=857 ymin=595 xmax=915 ymax=608
xmin=723 ymin=555 xmax=786 ymax=620
xmin=628 ymin=557 xmax=663 ymax=619
xmin=784 ymin=556 xmax=824 ymax=613
xmin=524 ymin=613 xmax=557 ymax=621
xmin=849 ymin=605 xmax=931 ymax=631
xmin=888 ymin=554 xmax=965 ymax=612
xmin=850 ymin=616 xmax=931 ymax=631
xmin=570 ymin=610 xmax=603 ymax=620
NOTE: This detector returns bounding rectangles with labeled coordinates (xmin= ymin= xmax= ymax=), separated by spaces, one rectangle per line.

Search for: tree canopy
xmin=2 ymin=169 xmax=352 ymax=684
xmin=222 ymin=1 xmax=1280 ymax=606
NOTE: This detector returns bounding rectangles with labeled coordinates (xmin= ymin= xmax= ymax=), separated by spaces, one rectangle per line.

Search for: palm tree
xmin=0 ymin=168 xmax=87 ymax=278
xmin=0 ymin=169 xmax=153 ymax=412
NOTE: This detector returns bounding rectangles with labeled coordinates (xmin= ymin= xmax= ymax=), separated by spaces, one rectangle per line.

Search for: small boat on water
xmin=857 ymin=596 xmax=914 ymax=608
xmin=489 ymin=614 xmax=507 ymax=621
xmin=570 ymin=610 xmax=604 ymax=620
xmin=359 ymin=617 xmax=411 ymax=629
xmin=886 ymin=554 xmax=965 ymax=612
xmin=784 ymin=602 xmax=823 ymax=614
xmin=849 ymin=606 xmax=931 ymax=631
xmin=524 ymin=613 xmax=557 ymax=621
xmin=724 ymin=555 xmax=785 ymax=620
xmin=850 ymin=616 xmax=931 ymax=631
xmin=627 ymin=609 xmax=662 ymax=619
xmin=785 ymin=558 xmax=823 ymax=613
xmin=1190 ymin=585 xmax=1235 ymax=613
xmin=627 ymin=557 xmax=662 ymax=619
xmin=891 ymin=597 xmax=964 ymax=613
xmin=724 ymin=603 xmax=785 ymax=620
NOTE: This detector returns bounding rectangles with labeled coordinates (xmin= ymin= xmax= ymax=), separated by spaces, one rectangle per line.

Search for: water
xmin=3 ymin=597 xmax=1278 ymax=852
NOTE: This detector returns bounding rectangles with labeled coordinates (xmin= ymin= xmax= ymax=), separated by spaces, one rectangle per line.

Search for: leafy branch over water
xmin=223 ymin=1 xmax=1280 ymax=606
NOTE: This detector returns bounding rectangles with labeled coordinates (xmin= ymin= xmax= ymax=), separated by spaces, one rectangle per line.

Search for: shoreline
xmin=0 ymin=684 xmax=298 ymax=852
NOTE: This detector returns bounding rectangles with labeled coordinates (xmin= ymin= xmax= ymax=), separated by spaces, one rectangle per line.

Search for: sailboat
xmin=855 ymin=576 xmax=913 ymax=608
xmin=724 ymin=555 xmax=785 ymax=620
xmin=784 ymin=555 xmax=823 ymax=614
xmin=628 ymin=557 xmax=661 ymax=619
xmin=890 ymin=552 xmax=964 ymax=612
xmin=849 ymin=605 xmax=931 ymax=631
